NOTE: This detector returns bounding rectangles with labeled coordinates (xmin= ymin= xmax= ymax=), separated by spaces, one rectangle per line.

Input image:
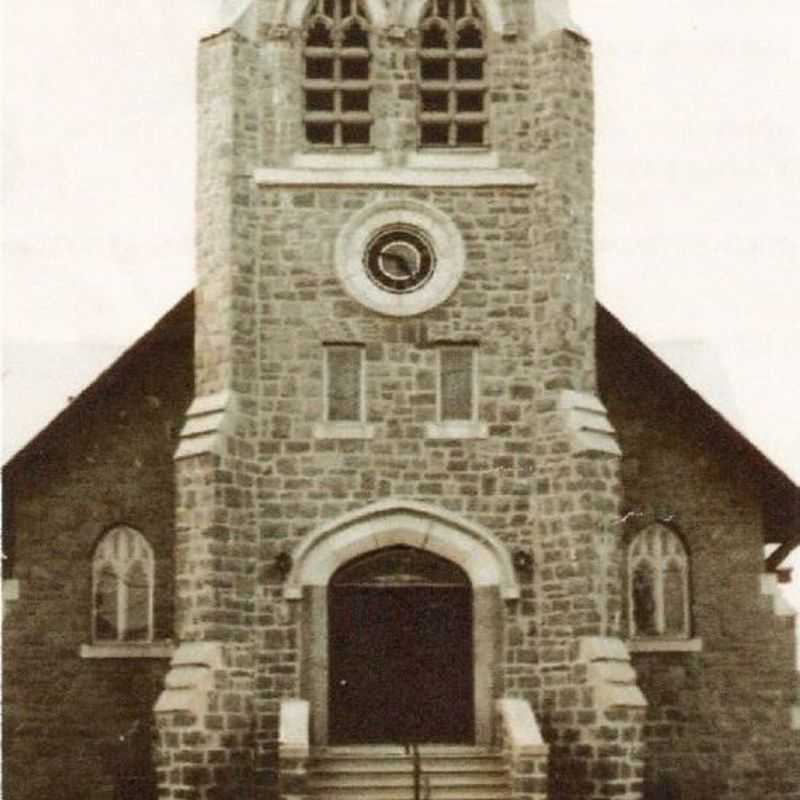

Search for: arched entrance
xmin=289 ymin=500 xmax=519 ymax=746
xmin=328 ymin=546 xmax=474 ymax=745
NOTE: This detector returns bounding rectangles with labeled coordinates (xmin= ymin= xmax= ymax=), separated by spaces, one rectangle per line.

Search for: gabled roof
xmin=596 ymin=305 xmax=799 ymax=551
xmin=4 ymin=292 xmax=798 ymax=552
xmin=3 ymin=293 xmax=194 ymax=476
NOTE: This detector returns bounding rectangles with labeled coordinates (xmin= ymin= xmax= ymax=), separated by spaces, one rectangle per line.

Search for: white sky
xmin=2 ymin=1 xmax=799 ymax=606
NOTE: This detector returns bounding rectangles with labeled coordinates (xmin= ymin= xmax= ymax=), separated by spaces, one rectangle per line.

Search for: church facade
xmin=3 ymin=2 xmax=799 ymax=800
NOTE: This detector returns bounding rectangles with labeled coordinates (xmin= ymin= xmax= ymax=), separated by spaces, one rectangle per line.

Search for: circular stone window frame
xmin=335 ymin=200 xmax=465 ymax=317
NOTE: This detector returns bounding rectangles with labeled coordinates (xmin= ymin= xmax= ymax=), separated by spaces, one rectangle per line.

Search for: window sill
xmin=292 ymin=150 xmax=384 ymax=169
xmin=80 ymin=641 xmax=175 ymax=660
xmin=313 ymin=421 xmax=376 ymax=439
xmin=3 ymin=578 xmax=19 ymax=602
xmin=425 ymin=420 xmax=488 ymax=440
xmin=406 ymin=150 xmax=499 ymax=169
xmin=628 ymin=637 xmax=702 ymax=654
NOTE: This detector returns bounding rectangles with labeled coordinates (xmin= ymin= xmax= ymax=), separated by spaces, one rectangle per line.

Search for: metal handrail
xmin=402 ymin=743 xmax=430 ymax=800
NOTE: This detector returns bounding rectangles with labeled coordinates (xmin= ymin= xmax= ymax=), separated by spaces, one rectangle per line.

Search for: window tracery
xmin=418 ymin=0 xmax=487 ymax=147
xmin=92 ymin=526 xmax=154 ymax=642
xmin=628 ymin=525 xmax=690 ymax=639
xmin=303 ymin=0 xmax=372 ymax=147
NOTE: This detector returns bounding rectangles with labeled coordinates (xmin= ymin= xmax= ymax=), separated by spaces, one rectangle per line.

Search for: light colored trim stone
xmin=558 ymin=390 xmax=622 ymax=457
xmin=335 ymin=199 xmax=465 ymax=317
xmin=760 ymin=573 xmax=798 ymax=617
xmin=401 ymin=0 xmax=511 ymax=34
xmin=170 ymin=640 xmax=226 ymax=669
xmin=425 ymin=421 xmax=488 ymax=440
xmin=201 ymin=0 xmax=258 ymax=40
xmin=3 ymin=579 xmax=19 ymax=618
xmin=154 ymin=641 xmax=224 ymax=716
xmin=496 ymin=698 xmax=548 ymax=756
xmin=532 ymin=0 xmax=583 ymax=39
xmin=792 ymin=705 xmax=800 ymax=731
xmin=291 ymin=151 xmax=385 ymax=169
xmin=253 ymin=167 xmax=536 ymax=188
xmin=284 ymin=0 xmax=389 ymax=28
xmin=579 ymin=636 xmax=647 ymax=710
xmin=81 ymin=641 xmax=175 ymax=660
xmin=313 ymin=421 xmax=376 ymax=439
xmin=285 ymin=498 xmax=520 ymax=599
xmin=175 ymin=390 xmax=237 ymax=460
xmin=280 ymin=699 xmax=311 ymax=759
xmin=405 ymin=150 xmax=500 ymax=169
xmin=579 ymin=636 xmax=630 ymax=662
xmin=628 ymin=638 xmax=703 ymax=654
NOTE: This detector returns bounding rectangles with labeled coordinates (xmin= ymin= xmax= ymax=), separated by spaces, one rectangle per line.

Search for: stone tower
xmin=154 ymin=0 xmax=647 ymax=798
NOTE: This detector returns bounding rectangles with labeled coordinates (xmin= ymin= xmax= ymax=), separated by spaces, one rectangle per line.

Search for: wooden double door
xmin=328 ymin=547 xmax=474 ymax=745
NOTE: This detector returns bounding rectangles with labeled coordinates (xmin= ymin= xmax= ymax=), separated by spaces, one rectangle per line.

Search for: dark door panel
xmin=328 ymin=548 xmax=474 ymax=745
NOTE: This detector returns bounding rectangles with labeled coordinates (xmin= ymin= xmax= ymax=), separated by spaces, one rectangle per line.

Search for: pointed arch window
xmin=628 ymin=525 xmax=691 ymax=639
xmin=418 ymin=0 xmax=488 ymax=147
xmin=92 ymin=526 xmax=154 ymax=642
xmin=303 ymin=0 xmax=372 ymax=147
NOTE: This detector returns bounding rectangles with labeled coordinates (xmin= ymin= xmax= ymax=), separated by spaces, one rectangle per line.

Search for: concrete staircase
xmin=308 ymin=745 xmax=512 ymax=800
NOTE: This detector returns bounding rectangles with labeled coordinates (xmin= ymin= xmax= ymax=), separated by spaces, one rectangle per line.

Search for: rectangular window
xmin=439 ymin=345 xmax=477 ymax=422
xmin=325 ymin=344 xmax=365 ymax=422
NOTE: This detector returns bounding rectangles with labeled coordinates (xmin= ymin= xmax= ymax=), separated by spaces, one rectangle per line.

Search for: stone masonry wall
xmin=598 ymin=312 xmax=800 ymax=800
xmin=2 ymin=299 xmax=194 ymax=800
xmin=173 ymin=7 xmax=643 ymax=799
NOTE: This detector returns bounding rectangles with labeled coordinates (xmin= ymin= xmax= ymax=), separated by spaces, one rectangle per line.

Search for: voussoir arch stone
xmin=283 ymin=0 xmax=389 ymax=28
xmin=284 ymin=498 xmax=519 ymax=599
xmin=400 ymin=0 xmax=510 ymax=34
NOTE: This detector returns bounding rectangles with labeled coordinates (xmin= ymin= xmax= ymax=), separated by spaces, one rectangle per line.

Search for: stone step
xmin=312 ymin=764 xmax=507 ymax=778
xmin=311 ymin=757 xmax=506 ymax=774
xmin=311 ymin=789 xmax=511 ymax=800
xmin=314 ymin=745 xmax=497 ymax=758
xmin=308 ymin=746 xmax=511 ymax=800
xmin=311 ymin=771 xmax=509 ymax=788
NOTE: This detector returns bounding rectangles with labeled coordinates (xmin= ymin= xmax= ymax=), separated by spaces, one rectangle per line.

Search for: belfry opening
xmin=328 ymin=546 xmax=474 ymax=745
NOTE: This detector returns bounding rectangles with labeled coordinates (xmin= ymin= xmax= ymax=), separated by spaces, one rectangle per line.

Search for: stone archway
xmin=285 ymin=500 xmax=518 ymax=746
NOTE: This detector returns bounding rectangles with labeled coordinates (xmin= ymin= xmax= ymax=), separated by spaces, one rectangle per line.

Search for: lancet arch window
xmin=92 ymin=526 xmax=154 ymax=642
xmin=418 ymin=0 xmax=487 ymax=147
xmin=628 ymin=525 xmax=691 ymax=639
xmin=303 ymin=0 xmax=372 ymax=147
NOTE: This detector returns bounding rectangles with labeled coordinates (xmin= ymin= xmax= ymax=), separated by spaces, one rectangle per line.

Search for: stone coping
xmin=80 ymin=641 xmax=175 ymax=659
xmin=279 ymin=699 xmax=311 ymax=759
xmin=496 ymin=697 xmax=548 ymax=756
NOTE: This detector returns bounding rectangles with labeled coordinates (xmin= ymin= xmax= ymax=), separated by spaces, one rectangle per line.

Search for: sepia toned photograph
xmin=3 ymin=2 xmax=799 ymax=799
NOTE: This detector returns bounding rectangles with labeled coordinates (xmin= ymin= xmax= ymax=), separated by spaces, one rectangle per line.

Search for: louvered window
xmin=92 ymin=526 xmax=154 ymax=642
xmin=628 ymin=526 xmax=691 ymax=639
xmin=325 ymin=344 xmax=365 ymax=422
xmin=418 ymin=0 xmax=487 ymax=147
xmin=439 ymin=345 xmax=477 ymax=421
xmin=303 ymin=0 xmax=372 ymax=147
